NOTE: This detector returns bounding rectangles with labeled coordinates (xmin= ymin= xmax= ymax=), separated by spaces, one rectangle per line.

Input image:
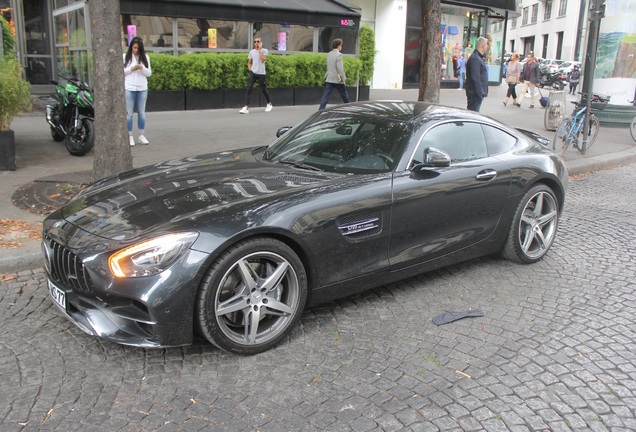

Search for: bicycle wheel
xmin=582 ymin=115 xmax=600 ymax=150
xmin=552 ymin=117 xmax=573 ymax=155
xmin=630 ymin=116 xmax=636 ymax=142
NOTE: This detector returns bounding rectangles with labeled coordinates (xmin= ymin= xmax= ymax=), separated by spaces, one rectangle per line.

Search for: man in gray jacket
xmin=319 ymin=38 xmax=350 ymax=110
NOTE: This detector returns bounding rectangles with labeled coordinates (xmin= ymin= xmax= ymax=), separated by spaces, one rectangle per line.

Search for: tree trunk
xmin=89 ymin=0 xmax=132 ymax=180
xmin=418 ymin=0 xmax=441 ymax=103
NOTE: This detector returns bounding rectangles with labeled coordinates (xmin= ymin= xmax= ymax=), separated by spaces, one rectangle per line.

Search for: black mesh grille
xmin=45 ymin=236 xmax=94 ymax=293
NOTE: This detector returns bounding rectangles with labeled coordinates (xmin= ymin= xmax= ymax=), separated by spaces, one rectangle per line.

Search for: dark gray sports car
xmin=42 ymin=101 xmax=568 ymax=354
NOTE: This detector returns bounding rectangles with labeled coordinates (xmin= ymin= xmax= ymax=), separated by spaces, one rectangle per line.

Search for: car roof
xmin=324 ymin=101 xmax=487 ymax=125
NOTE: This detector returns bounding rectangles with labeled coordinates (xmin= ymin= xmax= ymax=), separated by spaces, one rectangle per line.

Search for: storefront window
xmin=121 ymin=15 xmax=173 ymax=49
xmin=318 ymin=27 xmax=357 ymax=54
xmin=254 ymin=23 xmax=313 ymax=52
xmin=177 ymin=19 xmax=248 ymax=50
xmin=53 ymin=3 xmax=91 ymax=83
xmin=403 ymin=3 xmax=506 ymax=86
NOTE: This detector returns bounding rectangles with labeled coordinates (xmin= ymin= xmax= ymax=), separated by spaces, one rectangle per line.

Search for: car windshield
xmin=264 ymin=111 xmax=412 ymax=174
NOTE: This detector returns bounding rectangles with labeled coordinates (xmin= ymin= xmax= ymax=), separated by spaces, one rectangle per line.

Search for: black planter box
xmin=294 ymin=87 xmax=325 ymax=106
xmin=186 ymin=89 xmax=224 ymax=110
xmin=0 ymin=130 xmax=16 ymax=171
xmin=260 ymin=87 xmax=294 ymax=108
xmin=147 ymin=90 xmax=185 ymax=112
xmin=224 ymin=88 xmax=246 ymax=109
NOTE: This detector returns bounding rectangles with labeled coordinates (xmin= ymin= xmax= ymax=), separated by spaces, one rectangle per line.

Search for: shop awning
xmin=452 ymin=0 xmax=518 ymax=12
xmin=120 ymin=0 xmax=361 ymax=28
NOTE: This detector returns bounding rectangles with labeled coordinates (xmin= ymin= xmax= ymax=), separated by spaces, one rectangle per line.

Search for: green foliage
xmin=0 ymin=57 xmax=32 ymax=130
xmin=147 ymin=51 xmax=363 ymax=90
xmin=358 ymin=26 xmax=376 ymax=85
xmin=1 ymin=17 xmax=14 ymax=57
xmin=147 ymin=53 xmax=187 ymax=90
xmin=180 ymin=53 xmax=224 ymax=90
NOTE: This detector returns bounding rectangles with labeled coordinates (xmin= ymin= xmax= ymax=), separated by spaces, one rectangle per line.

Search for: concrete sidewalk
xmin=2 ymin=85 xmax=635 ymax=273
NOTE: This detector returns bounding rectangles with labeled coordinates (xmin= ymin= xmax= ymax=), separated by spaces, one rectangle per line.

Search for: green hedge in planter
xmin=147 ymin=52 xmax=362 ymax=91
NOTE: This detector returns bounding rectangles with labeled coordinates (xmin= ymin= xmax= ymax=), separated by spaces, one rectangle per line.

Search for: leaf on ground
xmin=0 ymin=219 xmax=42 ymax=249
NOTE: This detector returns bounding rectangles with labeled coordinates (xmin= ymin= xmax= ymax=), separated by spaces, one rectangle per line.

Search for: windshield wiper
xmin=277 ymin=158 xmax=323 ymax=171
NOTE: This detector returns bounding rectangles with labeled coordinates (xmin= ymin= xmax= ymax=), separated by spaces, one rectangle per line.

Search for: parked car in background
xmin=557 ymin=61 xmax=581 ymax=75
xmin=539 ymin=59 xmax=564 ymax=74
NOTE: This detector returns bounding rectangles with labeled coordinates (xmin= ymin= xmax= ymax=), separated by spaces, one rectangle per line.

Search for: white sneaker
xmin=138 ymin=135 xmax=149 ymax=145
xmin=129 ymin=136 xmax=135 ymax=146
xmin=239 ymin=106 xmax=249 ymax=114
xmin=265 ymin=103 xmax=273 ymax=112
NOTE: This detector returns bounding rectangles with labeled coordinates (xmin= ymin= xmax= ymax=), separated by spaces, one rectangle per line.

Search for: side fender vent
xmin=337 ymin=211 xmax=382 ymax=241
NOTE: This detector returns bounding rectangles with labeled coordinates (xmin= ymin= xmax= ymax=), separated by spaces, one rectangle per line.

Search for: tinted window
xmin=416 ymin=122 xmax=488 ymax=163
xmin=481 ymin=125 xmax=517 ymax=155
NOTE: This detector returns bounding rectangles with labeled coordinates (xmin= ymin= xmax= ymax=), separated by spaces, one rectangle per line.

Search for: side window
xmin=481 ymin=125 xmax=518 ymax=155
xmin=416 ymin=122 xmax=488 ymax=163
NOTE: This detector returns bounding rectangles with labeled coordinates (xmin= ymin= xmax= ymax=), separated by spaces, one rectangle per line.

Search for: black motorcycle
xmin=538 ymin=70 xmax=566 ymax=91
xmin=45 ymin=76 xmax=95 ymax=156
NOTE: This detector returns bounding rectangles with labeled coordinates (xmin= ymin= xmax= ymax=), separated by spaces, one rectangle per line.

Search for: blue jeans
xmin=319 ymin=83 xmax=350 ymax=110
xmin=125 ymin=90 xmax=148 ymax=133
xmin=458 ymin=71 xmax=464 ymax=89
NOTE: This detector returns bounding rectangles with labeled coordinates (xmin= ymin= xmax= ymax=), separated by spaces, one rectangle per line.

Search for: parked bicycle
xmin=552 ymin=93 xmax=610 ymax=155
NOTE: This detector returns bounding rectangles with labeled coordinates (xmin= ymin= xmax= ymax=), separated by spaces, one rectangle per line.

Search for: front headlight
xmin=109 ymin=232 xmax=199 ymax=278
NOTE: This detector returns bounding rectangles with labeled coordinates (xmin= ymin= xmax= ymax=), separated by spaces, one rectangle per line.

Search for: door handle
xmin=475 ymin=169 xmax=497 ymax=181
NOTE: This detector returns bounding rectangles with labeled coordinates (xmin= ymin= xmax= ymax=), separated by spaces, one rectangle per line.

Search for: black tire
xmin=195 ymin=237 xmax=307 ymax=355
xmin=552 ymin=117 xmax=573 ymax=155
xmin=502 ymin=184 xmax=559 ymax=264
xmin=50 ymin=127 xmax=65 ymax=142
xmin=582 ymin=115 xmax=600 ymax=150
xmin=631 ymin=116 xmax=636 ymax=143
xmin=553 ymin=80 xmax=564 ymax=91
xmin=65 ymin=119 xmax=94 ymax=156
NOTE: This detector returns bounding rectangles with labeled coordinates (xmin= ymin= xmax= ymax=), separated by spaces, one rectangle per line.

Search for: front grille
xmin=44 ymin=236 xmax=94 ymax=293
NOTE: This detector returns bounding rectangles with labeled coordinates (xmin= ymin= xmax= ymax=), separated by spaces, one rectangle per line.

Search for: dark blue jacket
xmin=465 ymin=50 xmax=488 ymax=98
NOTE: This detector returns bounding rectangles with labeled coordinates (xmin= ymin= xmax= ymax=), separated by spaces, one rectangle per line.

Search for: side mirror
xmin=335 ymin=125 xmax=353 ymax=135
xmin=276 ymin=126 xmax=292 ymax=137
xmin=412 ymin=147 xmax=451 ymax=171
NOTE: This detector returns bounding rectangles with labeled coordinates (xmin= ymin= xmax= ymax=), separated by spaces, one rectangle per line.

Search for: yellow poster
xmin=208 ymin=29 xmax=217 ymax=49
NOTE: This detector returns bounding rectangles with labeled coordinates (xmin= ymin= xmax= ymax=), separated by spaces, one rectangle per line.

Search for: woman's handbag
xmin=506 ymin=75 xmax=517 ymax=85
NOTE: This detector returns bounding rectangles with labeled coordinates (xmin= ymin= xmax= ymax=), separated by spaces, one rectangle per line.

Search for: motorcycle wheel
xmin=554 ymin=81 xmax=564 ymax=91
xmin=65 ymin=119 xmax=95 ymax=156
xmin=50 ymin=127 xmax=65 ymax=142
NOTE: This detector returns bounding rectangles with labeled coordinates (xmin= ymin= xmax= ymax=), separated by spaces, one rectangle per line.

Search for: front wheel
xmin=552 ymin=117 xmax=573 ymax=155
xmin=196 ymin=237 xmax=308 ymax=355
xmin=631 ymin=116 xmax=636 ymax=143
xmin=581 ymin=115 xmax=600 ymax=150
xmin=65 ymin=119 xmax=94 ymax=156
xmin=502 ymin=184 xmax=560 ymax=264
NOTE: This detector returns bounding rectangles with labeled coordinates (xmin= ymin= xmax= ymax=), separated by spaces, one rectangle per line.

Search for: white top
xmin=123 ymin=54 xmax=152 ymax=91
xmin=248 ymin=48 xmax=268 ymax=75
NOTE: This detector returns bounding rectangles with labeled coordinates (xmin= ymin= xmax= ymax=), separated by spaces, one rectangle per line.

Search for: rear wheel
xmin=502 ymin=184 xmax=559 ymax=264
xmin=631 ymin=116 xmax=636 ymax=142
xmin=581 ymin=115 xmax=600 ymax=150
xmin=552 ymin=117 xmax=573 ymax=155
xmin=65 ymin=119 xmax=94 ymax=156
xmin=196 ymin=237 xmax=307 ymax=355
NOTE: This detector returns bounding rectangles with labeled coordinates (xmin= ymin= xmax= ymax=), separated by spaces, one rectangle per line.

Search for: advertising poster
xmin=127 ymin=25 xmax=136 ymax=44
xmin=278 ymin=32 xmax=287 ymax=51
xmin=593 ymin=0 xmax=636 ymax=105
xmin=208 ymin=28 xmax=217 ymax=48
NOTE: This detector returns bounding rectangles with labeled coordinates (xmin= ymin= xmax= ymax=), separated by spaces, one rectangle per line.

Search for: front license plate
xmin=48 ymin=280 xmax=67 ymax=310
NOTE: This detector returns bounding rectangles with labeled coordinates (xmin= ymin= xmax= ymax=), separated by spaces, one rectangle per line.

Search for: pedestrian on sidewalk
xmin=457 ymin=54 xmax=466 ymax=90
xmin=319 ymin=38 xmax=350 ymax=110
xmin=124 ymin=37 xmax=152 ymax=146
xmin=568 ymin=65 xmax=581 ymax=95
xmin=503 ymin=53 xmax=521 ymax=106
xmin=239 ymin=37 xmax=272 ymax=114
xmin=517 ymin=54 xmax=540 ymax=108
xmin=464 ymin=36 xmax=489 ymax=112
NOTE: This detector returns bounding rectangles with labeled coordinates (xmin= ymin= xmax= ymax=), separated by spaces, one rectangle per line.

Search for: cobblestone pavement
xmin=1 ymin=163 xmax=635 ymax=432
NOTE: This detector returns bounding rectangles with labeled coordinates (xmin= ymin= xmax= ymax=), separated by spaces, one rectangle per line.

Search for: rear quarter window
xmin=481 ymin=124 xmax=517 ymax=156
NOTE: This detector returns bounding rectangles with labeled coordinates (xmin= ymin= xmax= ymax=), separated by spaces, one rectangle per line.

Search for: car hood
xmin=56 ymin=148 xmax=342 ymax=242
